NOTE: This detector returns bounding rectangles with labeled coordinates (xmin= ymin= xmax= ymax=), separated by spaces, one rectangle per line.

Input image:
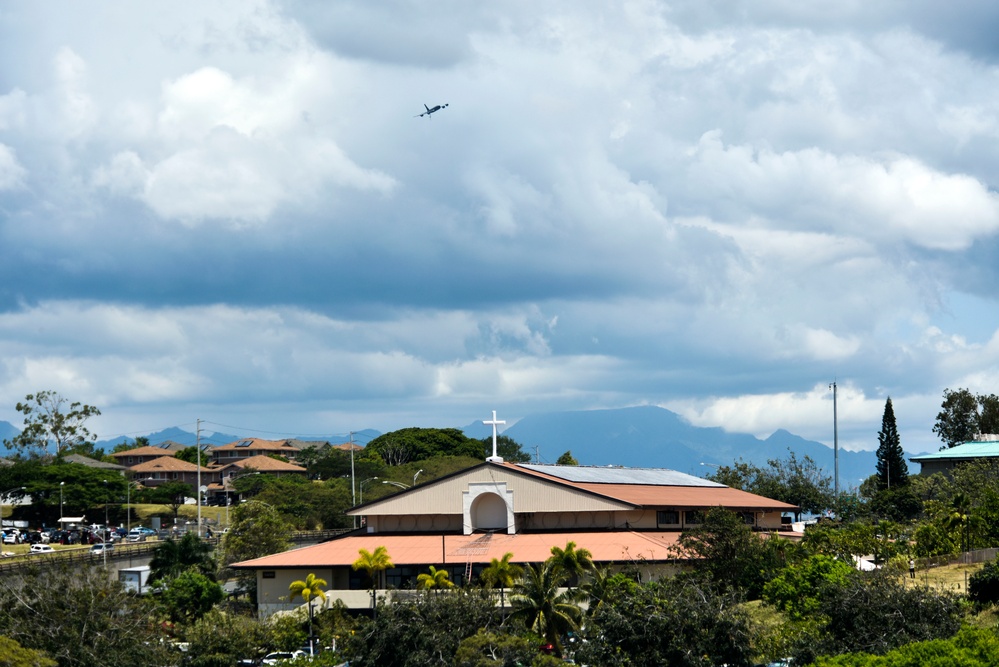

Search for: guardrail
xmin=0 ymin=528 xmax=352 ymax=574
xmin=0 ymin=540 xmax=161 ymax=573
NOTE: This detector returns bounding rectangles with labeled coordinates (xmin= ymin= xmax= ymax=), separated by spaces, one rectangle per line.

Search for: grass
xmin=906 ymin=559 xmax=984 ymax=595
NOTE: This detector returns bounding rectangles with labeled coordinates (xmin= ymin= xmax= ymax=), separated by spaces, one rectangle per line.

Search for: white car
xmin=30 ymin=544 xmax=55 ymax=555
xmin=261 ymin=650 xmax=306 ymax=665
xmin=90 ymin=542 xmax=114 ymax=555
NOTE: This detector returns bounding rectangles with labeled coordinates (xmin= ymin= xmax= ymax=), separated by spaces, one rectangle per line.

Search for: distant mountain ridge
xmin=466 ymin=405 xmax=885 ymax=489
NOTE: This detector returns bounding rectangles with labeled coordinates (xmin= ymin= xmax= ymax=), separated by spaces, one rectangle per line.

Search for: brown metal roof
xmin=233 ymin=530 xmax=685 ymax=569
xmin=571 ymin=483 xmax=799 ymax=510
xmin=111 ymin=445 xmax=179 ymax=459
xmin=220 ymin=455 xmax=307 ymax=473
xmin=214 ymin=438 xmax=301 ymax=452
xmin=129 ymin=456 xmax=213 ymax=473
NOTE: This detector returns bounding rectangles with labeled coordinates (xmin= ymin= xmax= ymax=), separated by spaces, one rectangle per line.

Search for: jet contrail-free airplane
xmin=416 ymin=103 xmax=448 ymax=118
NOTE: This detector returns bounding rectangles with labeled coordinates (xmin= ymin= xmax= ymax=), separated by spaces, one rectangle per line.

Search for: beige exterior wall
xmin=356 ymin=467 xmax=631 ymax=518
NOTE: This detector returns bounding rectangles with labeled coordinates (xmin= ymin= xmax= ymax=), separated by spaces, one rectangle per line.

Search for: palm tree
xmin=943 ymin=492 xmax=980 ymax=554
xmin=149 ymin=532 xmax=215 ymax=585
xmin=509 ymin=560 xmax=582 ymax=657
xmin=481 ymin=552 xmax=522 ymax=620
xmin=416 ymin=565 xmax=455 ymax=593
xmin=580 ymin=564 xmax=626 ymax=618
xmin=549 ymin=540 xmax=593 ymax=586
xmin=352 ymin=546 xmax=393 ymax=614
xmin=288 ymin=573 xmax=327 ymax=654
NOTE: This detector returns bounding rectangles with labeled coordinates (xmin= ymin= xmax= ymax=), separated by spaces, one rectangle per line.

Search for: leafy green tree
xmin=555 ymin=450 xmax=578 ymax=466
xmin=708 ymin=451 xmax=833 ymax=520
xmin=575 ymin=576 xmax=753 ymax=667
xmin=240 ymin=475 xmax=353 ymax=530
xmin=480 ymin=552 xmax=523 ymax=619
xmin=220 ymin=501 xmax=292 ymax=600
xmin=365 ymin=427 xmax=483 ymax=466
xmin=352 ymin=546 xmax=394 ymax=613
xmin=3 ymin=390 xmax=101 ymax=457
xmin=581 ymin=566 xmax=638 ymax=619
xmin=676 ymin=507 xmax=794 ymax=599
xmin=0 ymin=636 xmax=57 ymax=667
xmin=762 ymin=554 xmax=854 ymax=620
xmin=417 ymin=565 xmax=455 ymax=591
xmin=161 ymin=568 xmax=224 ymax=624
xmin=144 ymin=480 xmax=194 ymax=523
xmin=810 ymin=626 xmax=999 ymax=667
xmin=875 ymin=398 xmax=907 ymax=490
xmin=480 ymin=435 xmax=532 ymax=463
xmin=934 ymin=388 xmax=985 ymax=448
xmin=509 ymin=561 xmax=583 ymax=657
xmin=943 ymin=492 xmax=979 ymax=553
xmin=968 ymin=558 xmax=999 ymax=607
xmin=289 ymin=573 xmax=327 ymax=650
xmin=792 ymin=569 xmax=963 ymax=663
xmin=454 ymin=630 xmax=537 ymax=667
xmin=184 ymin=608 xmax=272 ymax=667
xmin=0 ymin=562 xmax=172 ymax=667
xmin=340 ymin=587 xmax=497 ymax=667
xmin=149 ymin=532 xmax=217 ymax=584
xmin=175 ymin=446 xmax=203 ymax=465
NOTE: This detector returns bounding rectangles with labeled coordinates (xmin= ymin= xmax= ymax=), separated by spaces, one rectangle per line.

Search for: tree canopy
xmin=3 ymin=390 xmax=101 ymax=457
xmin=875 ymin=397 xmax=908 ymax=490
xmin=933 ymin=388 xmax=999 ymax=448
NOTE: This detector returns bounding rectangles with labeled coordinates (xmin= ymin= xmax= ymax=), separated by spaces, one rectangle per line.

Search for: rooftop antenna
xmin=830 ymin=381 xmax=839 ymax=499
xmin=483 ymin=410 xmax=506 ymax=462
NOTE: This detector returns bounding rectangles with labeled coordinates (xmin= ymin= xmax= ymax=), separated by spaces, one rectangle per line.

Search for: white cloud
xmin=0 ymin=144 xmax=26 ymax=189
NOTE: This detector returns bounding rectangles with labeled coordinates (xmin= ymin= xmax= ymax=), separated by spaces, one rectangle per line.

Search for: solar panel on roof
xmin=517 ymin=463 xmax=725 ymax=487
xmin=235 ymin=440 xmax=253 ymax=447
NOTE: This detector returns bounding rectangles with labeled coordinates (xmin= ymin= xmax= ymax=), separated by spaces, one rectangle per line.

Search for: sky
xmin=2 ymin=1 xmax=999 ymax=455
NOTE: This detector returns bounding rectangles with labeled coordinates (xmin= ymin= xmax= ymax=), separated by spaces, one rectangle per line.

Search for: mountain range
xmin=1 ymin=405 xmax=915 ymax=489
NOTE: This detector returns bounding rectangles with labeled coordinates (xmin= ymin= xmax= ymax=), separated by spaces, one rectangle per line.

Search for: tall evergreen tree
xmin=876 ymin=397 xmax=908 ymax=489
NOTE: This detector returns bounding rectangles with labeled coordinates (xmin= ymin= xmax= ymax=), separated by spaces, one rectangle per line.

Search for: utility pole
xmin=350 ymin=431 xmax=357 ymax=529
xmin=196 ymin=418 xmax=202 ymax=538
xmin=830 ymin=381 xmax=839 ymax=499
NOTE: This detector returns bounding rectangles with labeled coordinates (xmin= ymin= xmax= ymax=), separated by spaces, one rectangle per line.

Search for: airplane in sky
xmin=416 ymin=103 xmax=448 ymax=118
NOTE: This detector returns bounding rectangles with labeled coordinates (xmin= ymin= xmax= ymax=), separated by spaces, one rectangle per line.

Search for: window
xmin=657 ymin=510 xmax=680 ymax=526
xmin=739 ymin=512 xmax=756 ymax=526
xmin=262 ymin=571 xmax=275 ymax=579
xmin=684 ymin=510 xmax=704 ymax=525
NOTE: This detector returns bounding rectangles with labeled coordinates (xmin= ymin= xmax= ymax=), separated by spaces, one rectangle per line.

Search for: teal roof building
xmin=910 ymin=440 xmax=999 ymax=476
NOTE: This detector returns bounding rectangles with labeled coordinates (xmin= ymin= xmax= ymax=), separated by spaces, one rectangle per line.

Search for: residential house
xmin=128 ymin=456 xmax=217 ymax=489
xmin=207 ymin=455 xmax=309 ymax=503
xmin=211 ymin=438 xmax=302 ymax=466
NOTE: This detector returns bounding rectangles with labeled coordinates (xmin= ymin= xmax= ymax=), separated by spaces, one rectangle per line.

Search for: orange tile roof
xmin=111 ymin=445 xmax=179 ymax=459
xmin=128 ymin=456 xmax=213 ymax=473
xmin=214 ymin=438 xmax=301 ymax=452
xmin=221 ymin=455 xmax=307 ymax=473
xmin=233 ymin=530 xmax=685 ymax=569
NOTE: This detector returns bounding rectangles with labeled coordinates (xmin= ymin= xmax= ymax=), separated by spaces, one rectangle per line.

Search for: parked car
xmin=126 ymin=532 xmax=146 ymax=542
xmin=129 ymin=526 xmax=156 ymax=536
xmin=90 ymin=542 xmax=114 ymax=555
xmin=2 ymin=530 xmax=20 ymax=544
xmin=260 ymin=651 xmax=305 ymax=665
xmin=29 ymin=544 xmax=55 ymax=555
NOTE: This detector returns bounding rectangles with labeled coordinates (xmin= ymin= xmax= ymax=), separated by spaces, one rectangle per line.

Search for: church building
xmin=233 ymin=458 xmax=798 ymax=617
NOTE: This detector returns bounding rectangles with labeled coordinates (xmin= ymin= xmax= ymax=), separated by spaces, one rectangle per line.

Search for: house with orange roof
xmin=128 ymin=456 xmax=218 ymax=489
xmin=112 ymin=445 xmax=182 ymax=467
xmin=206 ymin=455 xmax=309 ymax=504
xmin=232 ymin=459 xmax=798 ymax=617
xmin=211 ymin=438 xmax=302 ymax=466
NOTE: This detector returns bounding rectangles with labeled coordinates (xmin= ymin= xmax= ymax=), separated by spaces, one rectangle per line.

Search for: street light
xmin=102 ymin=480 xmax=109 ymax=566
xmin=359 ymin=477 xmax=378 ymax=503
xmin=382 ymin=480 xmax=408 ymax=490
xmin=60 ymin=481 xmax=65 ymax=526
xmin=413 ymin=469 xmax=423 ymax=486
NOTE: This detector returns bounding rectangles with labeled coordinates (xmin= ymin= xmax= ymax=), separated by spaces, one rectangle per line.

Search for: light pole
xmin=102 ymin=480 xmax=109 ymax=566
xmin=60 ymin=481 xmax=65 ymax=526
xmin=359 ymin=477 xmax=378 ymax=503
xmin=382 ymin=480 xmax=408 ymax=490
xmin=413 ymin=469 xmax=423 ymax=486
